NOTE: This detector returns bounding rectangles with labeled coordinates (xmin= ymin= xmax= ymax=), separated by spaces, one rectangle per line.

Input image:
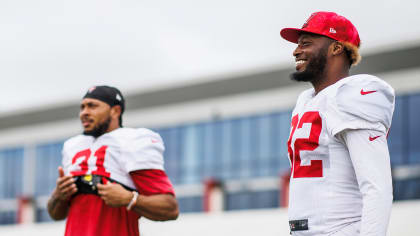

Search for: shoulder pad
xmin=122 ymin=128 xmax=165 ymax=172
xmin=328 ymin=75 xmax=395 ymax=134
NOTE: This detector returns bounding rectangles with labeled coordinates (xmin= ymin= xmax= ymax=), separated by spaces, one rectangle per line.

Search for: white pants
xmin=329 ymin=221 xmax=361 ymax=236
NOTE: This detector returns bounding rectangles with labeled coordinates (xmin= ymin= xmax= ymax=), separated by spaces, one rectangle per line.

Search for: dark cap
xmin=83 ymin=85 xmax=125 ymax=126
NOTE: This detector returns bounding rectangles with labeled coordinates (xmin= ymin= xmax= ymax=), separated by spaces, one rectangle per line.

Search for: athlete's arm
xmin=130 ymin=193 xmax=178 ymax=221
xmin=338 ymin=129 xmax=393 ymax=235
xmin=130 ymin=169 xmax=178 ymax=221
xmin=98 ymin=129 xmax=178 ymax=220
xmin=97 ymin=169 xmax=178 ymax=221
xmin=47 ymin=167 xmax=77 ymax=220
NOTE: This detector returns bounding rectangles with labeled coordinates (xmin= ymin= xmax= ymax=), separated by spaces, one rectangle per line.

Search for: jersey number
xmin=287 ymin=111 xmax=323 ymax=178
xmin=70 ymin=145 xmax=111 ymax=177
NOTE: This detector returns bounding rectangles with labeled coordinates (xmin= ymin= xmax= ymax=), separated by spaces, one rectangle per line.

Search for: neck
xmin=312 ymin=61 xmax=350 ymax=95
xmin=106 ymin=120 xmax=120 ymax=133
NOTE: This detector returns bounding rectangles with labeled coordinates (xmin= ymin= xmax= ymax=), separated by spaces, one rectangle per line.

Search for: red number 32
xmin=70 ymin=145 xmax=111 ymax=177
xmin=287 ymin=111 xmax=323 ymax=178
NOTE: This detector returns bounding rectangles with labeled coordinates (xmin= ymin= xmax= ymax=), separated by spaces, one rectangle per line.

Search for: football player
xmin=280 ymin=12 xmax=394 ymax=235
xmin=47 ymin=86 xmax=179 ymax=236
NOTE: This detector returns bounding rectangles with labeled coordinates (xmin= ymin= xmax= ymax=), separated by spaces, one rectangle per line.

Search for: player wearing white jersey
xmin=47 ymin=86 xmax=179 ymax=236
xmin=280 ymin=12 xmax=394 ymax=235
xmin=62 ymin=127 xmax=166 ymax=193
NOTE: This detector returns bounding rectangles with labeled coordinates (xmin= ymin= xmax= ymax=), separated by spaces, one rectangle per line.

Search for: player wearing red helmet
xmin=281 ymin=12 xmax=394 ymax=235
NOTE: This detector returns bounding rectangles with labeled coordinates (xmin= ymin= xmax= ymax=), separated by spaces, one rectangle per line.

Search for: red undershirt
xmin=64 ymin=169 xmax=175 ymax=236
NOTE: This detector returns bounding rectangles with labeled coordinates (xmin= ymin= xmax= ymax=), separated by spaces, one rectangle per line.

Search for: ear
xmin=110 ymin=105 xmax=122 ymax=119
xmin=331 ymin=42 xmax=345 ymax=56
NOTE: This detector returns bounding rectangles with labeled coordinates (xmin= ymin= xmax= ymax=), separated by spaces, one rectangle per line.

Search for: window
xmin=0 ymin=147 xmax=24 ymax=225
xmin=407 ymin=94 xmax=420 ymax=164
xmin=0 ymin=148 xmax=24 ymax=199
xmin=272 ymin=111 xmax=293 ymax=175
xmin=34 ymin=141 xmax=64 ymax=222
xmin=225 ymin=190 xmax=279 ymax=210
xmin=388 ymin=96 xmax=406 ymax=165
xmin=35 ymin=142 xmax=64 ymax=196
xmin=157 ymin=127 xmax=182 ymax=185
xmin=180 ymin=125 xmax=203 ymax=184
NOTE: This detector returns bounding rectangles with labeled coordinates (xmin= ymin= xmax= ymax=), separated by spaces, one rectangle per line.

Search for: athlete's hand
xmin=54 ymin=166 xmax=77 ymax=201
xmin=97 ymin=182 xmax=133 ymax=207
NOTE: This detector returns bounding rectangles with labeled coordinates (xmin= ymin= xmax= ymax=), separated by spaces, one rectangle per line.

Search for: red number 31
xmin=287 ymin=111 xmax=323 ymax=178
xmin=70 ymin=145 xmax=111 ymax=178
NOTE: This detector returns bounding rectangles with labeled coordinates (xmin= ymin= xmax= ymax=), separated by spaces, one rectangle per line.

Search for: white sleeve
xmin=338 ymin=129 xmax=393 ymax=236
xmin=122 ymin=129 xmax=165 ymax=173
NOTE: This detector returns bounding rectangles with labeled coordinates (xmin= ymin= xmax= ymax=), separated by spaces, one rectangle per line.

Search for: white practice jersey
xmin=287 ymin=74 xmax=395 ymax=235
xmin=62 ymin=128 xmax=165 ymax=190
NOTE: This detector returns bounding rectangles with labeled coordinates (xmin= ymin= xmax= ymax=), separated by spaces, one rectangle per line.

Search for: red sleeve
xmin=130 ymin=169 xmax=175 ymax=196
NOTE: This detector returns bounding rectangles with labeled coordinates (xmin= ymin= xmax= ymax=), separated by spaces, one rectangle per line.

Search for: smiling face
xmin=290 ymin=33 xmax=334 ymax=83
xmin=79 ymin=98 xmax=112 ymax=138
